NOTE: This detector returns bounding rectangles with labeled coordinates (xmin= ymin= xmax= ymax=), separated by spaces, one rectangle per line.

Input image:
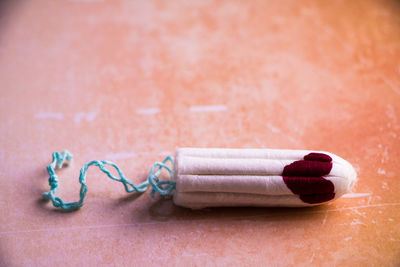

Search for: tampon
xmin=43 ymin=148 xmax=357 ymax=210
xmin=173 ymin=148 xmax=357 ymax=209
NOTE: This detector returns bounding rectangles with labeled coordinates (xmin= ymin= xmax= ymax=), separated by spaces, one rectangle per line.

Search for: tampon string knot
xmin=148 ymin=160 xmax=176 ymax=197
xmin=42 ymin=151 xmax=176 ymax=210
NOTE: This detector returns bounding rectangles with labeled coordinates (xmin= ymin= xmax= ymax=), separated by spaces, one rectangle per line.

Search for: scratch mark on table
xmin=382 ymin=181 xmax=388 ymax=189
xmin=322 ymin=212 xmax=328 ymax=225
xmin=309 ymin=252 xmax=315 ymax=263
xmin=330 ymin=202 xmax=400 ymax=212
xmin=380 ymin=75 xmax=400 ymax=95
xmin=266 ymin=123 xmax=281 ymax=133
xmin=342 ymin=193 xmax=371 ymax=198
xmin=74 ymin=112 xmax=97 ymax=123
xmin=189 ymin=105 xmax=227 ymax=112
xmin=377 ymin=168 xmax=386 ymax=175
xmin=350 ymin=219 xmax=366 ymax=226
xmin=351 ymin=209 xmax=366 ymax=218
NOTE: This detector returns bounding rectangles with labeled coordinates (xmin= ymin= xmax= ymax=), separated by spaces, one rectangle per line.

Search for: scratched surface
xmin=1 ymin=0 xmax=400 ymax=266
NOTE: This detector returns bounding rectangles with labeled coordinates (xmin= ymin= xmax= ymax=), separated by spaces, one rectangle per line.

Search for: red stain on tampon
xmin=282 ymin=153 xmax=335 ymax=204
xmin=304 ymin=152 xmax=332 ymax=162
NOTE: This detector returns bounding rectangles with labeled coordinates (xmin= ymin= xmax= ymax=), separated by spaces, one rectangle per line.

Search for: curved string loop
xmin=42 ymin=151 xmax=175 ymax=211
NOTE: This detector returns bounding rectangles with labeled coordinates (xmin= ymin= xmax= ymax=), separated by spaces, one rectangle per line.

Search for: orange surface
xmin=1 ymin=0 xmax=400 ymax=265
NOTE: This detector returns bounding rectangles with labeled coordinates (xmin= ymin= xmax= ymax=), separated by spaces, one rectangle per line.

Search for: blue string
xmin=42 ymin=151 xmax=176 ymax=211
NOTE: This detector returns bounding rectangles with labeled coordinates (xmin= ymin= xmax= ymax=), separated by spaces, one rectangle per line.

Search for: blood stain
xmin=283 ymin=153 xmax=335 ymax=204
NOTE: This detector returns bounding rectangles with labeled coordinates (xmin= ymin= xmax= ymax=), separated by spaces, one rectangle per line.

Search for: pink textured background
xmin=1 ymin=0 xmax=400 ymax=265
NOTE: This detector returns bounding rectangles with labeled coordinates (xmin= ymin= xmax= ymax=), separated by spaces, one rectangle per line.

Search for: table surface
xmin=1 ymin=0 xmax=400 ymax=266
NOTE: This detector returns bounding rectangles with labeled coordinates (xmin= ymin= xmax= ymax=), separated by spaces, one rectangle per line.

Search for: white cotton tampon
xmin=172 ymin=148 xmax=357 ymax=209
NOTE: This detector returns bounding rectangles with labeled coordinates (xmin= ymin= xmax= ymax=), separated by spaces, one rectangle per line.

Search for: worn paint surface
xmin=1 ymin=0 xmax=400 ymax=265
